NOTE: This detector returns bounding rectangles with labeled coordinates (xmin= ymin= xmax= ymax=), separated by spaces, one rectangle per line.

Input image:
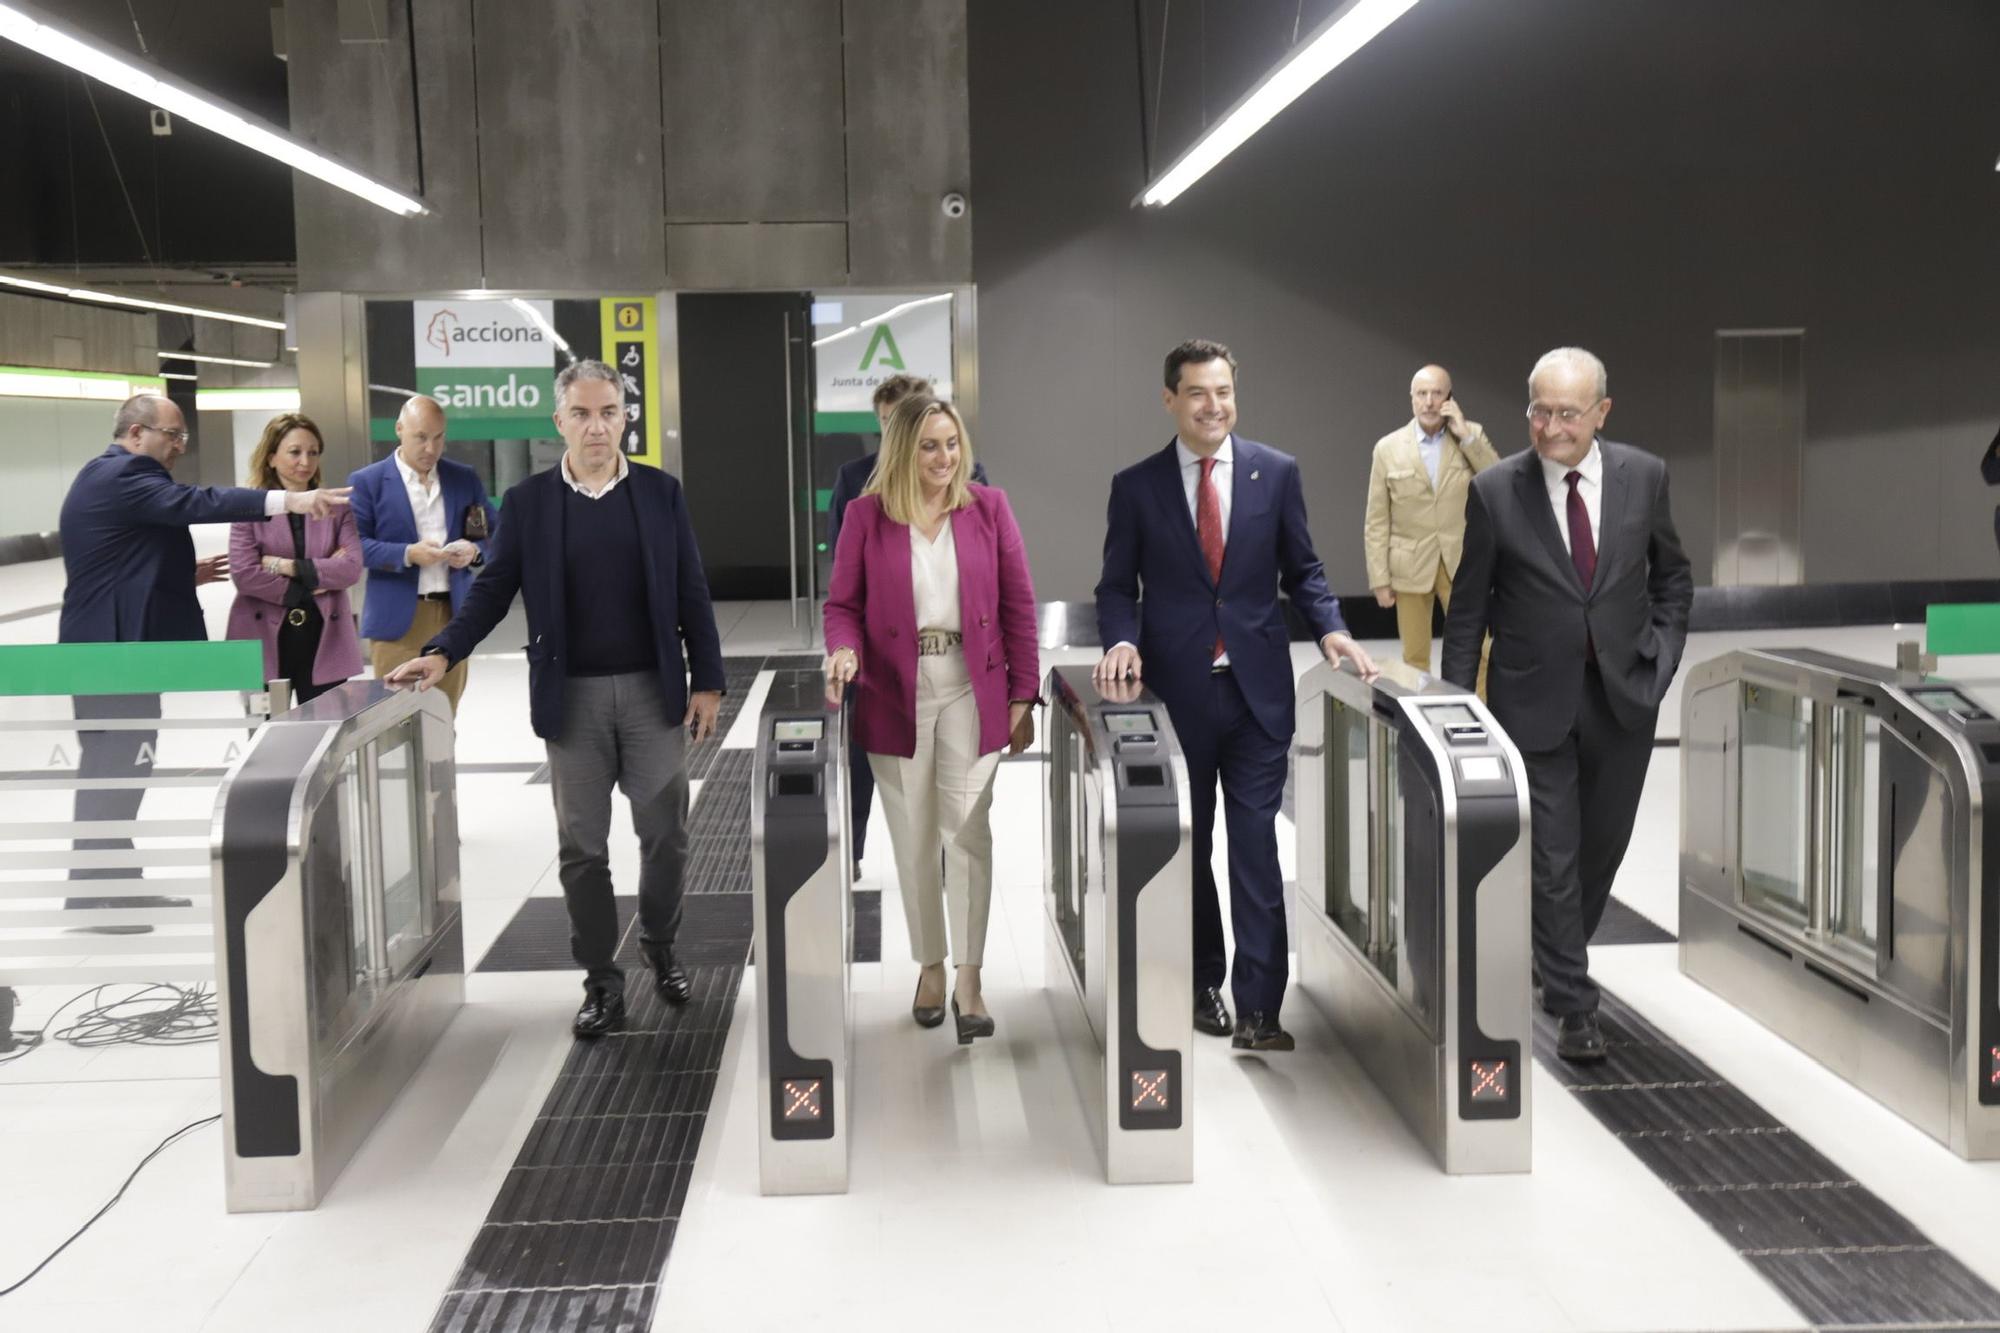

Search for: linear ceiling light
xmin=0 ymin=367 xmax=166 ymax=400
xmin=1135 ymin=0 xmax=1421 ymax=208
xmin=196 ymin=387 xmax=300 ymax=412
xmin=1 ymin=269 xmax=285 ymax=329
xmin=508 ymin=299 xmax=575 ymax=364
xmin=812 ymin=293 xmax=952 ymax=349
xmin=157 ymin=350 xmax=275 ymax=368
xmin=159 ymin=371 xmax=197 ymax=380
xmin=0 ymin=1 xmax=428 ymax=217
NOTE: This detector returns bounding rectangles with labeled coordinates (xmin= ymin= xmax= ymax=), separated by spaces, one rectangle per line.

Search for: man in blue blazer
xmin=1096 ymin=340 xmax=1377 ymax=1051
xmin=58 ymin=392 xmax=348 ymax=927
xmin=823 ymin=373 xmax=987 ymax=879
xmin=388 ymin=361 xmax=726 ymax=1039
xmin=348 ymin=395 xmax=496 ymax=713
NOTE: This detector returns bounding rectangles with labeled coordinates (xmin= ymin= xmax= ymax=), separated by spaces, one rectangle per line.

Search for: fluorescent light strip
xmin=195 ymin=387 xmax=300 ymax=412
xmin=812 ymin=293 xmax=952 ymax=349
xmin=157 ymin=350 xmax=274 ymax=368
xmin=508 ymin=299 xmax=575 ymax=363
xmin=0 ymin=1 xmax=427 ymax=217
xmin=0 ymin=270 xmax=285 ymax=329
xmin=1136 ymin=0 xmax=1421 ymax=208
xmin=0 ymin=367 xmax=166 ymax=400
xmin=158 ymin=371 xmax=197 ymax=381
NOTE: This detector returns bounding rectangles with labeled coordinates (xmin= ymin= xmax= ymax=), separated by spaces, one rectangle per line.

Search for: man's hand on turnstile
xmin=684 ymin=689 xmax=722 ymax=744
xmin=1320 ymin=631 xmax=1380 ymax=681
xmin=384 ymin=651 xmax=448 ymax=691
xmin=823 ymin=647 xmax=858 ymax=705
xmin=1093 ymin=644 xmax=1142 ymax=682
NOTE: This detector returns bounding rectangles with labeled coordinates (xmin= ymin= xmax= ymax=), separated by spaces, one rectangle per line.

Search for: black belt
xmin=419 ymin=591 xmax=451 ymax=602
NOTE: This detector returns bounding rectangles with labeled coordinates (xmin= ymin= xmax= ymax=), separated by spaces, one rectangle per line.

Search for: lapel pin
xmin=1250 ymin=470 xmax=1260 ymax=481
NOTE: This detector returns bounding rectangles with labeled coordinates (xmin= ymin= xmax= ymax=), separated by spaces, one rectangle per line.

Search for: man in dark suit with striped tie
xmin=1441 ymin=347 xmax=1693 ymax=1062
xmin=1095 ymin=338 xmax=1377 ymax=1051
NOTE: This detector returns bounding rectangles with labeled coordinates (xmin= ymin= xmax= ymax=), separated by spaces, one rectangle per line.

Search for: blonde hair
xmin=245 ymin=413 xmax=326 ymax=489
xmin=863 ymin=395 xmax=975 ymax=525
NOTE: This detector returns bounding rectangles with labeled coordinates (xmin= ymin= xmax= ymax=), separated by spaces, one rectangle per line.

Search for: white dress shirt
xmin=395 ymin=450 xmax=451 ymax=594
xmin=560 ymin=450 xmax=629 ymax=500
xmin=1540 ymin=438 xmax=1603 ymax=556
xmin=1417 ymin=427 xmax=1447 ymax=487
xmin=910 ymin=520 xmax=962 ymax=633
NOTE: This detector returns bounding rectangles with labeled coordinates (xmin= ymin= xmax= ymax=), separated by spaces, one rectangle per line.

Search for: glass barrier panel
xmin=1325 ymin=697 xmax=1370 ymax=951
xmin=1375 ymin=723 xmax=1404 ymax=987
xmin=1395 ymin=742 xmax=1442 ymax=1033
xmin=1048 ymin=721 xmax=1088 ymax=986
xmin=307 ymin=782 xmax=358 ymax=1044
xmin=374 ymin=719 xmax=431 ymax=976
xmin=1827 ymin=706 xmax=1881 ymax=956
xmin=1739 ymin=682 xmax=1811 ymax=922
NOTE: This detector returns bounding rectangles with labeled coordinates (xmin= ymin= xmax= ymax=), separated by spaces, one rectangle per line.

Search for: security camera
xmin=940 ymin=192 xmax=967 ymax=220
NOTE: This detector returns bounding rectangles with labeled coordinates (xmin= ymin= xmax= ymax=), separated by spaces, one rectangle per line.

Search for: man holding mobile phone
xmin=1363 ymin=364 xmax=1501 ymax=676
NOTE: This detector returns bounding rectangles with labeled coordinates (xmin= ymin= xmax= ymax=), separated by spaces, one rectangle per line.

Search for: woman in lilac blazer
xmin=824 ymin=394 xmax=1039 ymax=1044
xmin=226 ymin=413 xmax=363 ymax=704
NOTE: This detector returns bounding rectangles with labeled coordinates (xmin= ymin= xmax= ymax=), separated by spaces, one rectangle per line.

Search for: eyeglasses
xmin=1525 ymin=400 xmax=1602 ymax=427
xmin=145 ymin=425 xmax=191 ymax=444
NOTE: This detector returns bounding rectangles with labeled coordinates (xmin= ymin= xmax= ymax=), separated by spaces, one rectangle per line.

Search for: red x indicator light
xmin=1130 ymin=1069 xmax=1170 ymax=1112
xmin=1989 ymin=1046 xmax=1999 ymax=1087
xmin=1469 ymin=1059 xmax=1510 ymax=1102
xmin=782 ymin=1078 xmax=823 ymax=1121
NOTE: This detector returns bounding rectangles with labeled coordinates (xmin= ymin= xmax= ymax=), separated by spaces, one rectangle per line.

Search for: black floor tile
xmin=514 ymin=1111 xmax=704 ymax=1171
xmin=490 ymin=1161 xmax=693 ymax=1225
xmin=456 ymin=1219 xmax=676 ymax=1292
xmin=1592 ymin=896 xmax=1676 ymax=945
xmin=614 ymin=894 xmax=751 ymax=969
xmin=853 ymin=888 xmax=881 ymax=963
xmin=1749 ymin=1247 xmax=2000 ymax=1327
xmin=477 ymin=898 xmax=636 ymax=973
xmin=563 ymin=1024 xmax=729 ymax=1077
xmin=1697 ymin=1183 xmax=1930 ymax=1253
xmin=1620 ymin=1127 xmax=1851 ymax=1193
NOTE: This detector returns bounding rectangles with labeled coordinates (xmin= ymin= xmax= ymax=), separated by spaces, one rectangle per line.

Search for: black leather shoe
xmin=573 ymin=989 xmax=626 ymax=1038
xmin=1231 ymin=1012 xmax=1295 ymax=1052
xmin=1556 ymin=1011 xmax=1607 ymax=1063
xmin=1193 ymin=987 xmax=1232 ymax=1037
xmin=641 ymin=944 xmax=692 ymax=1004
xmin=951 ymin=996 xmax=995 ymax=1045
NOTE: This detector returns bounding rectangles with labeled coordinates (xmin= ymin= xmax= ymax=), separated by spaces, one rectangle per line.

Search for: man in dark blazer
xmin=349 ymin=395 xmax=495 ymax=713
xmin=824 ymin=373 xmax=985 ymax=879
xmin=58 ymin=392 xmax=347 ymax=929
xmin=1441 ymin=347 xmax=1693 ymax=1061
xmin=1095 ymin=339 xmax=1377 ymax=1051
xmin=388 ymin=360 xmax=726 ymax=1039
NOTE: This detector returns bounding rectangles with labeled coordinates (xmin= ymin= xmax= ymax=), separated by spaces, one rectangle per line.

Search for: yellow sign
xmin=599 ymin=296 xmax=661 ymax=468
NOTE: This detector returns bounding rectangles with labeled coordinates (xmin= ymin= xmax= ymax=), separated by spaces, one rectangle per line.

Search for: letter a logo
xmin=858 ymin=324 xmax=905 ymax=372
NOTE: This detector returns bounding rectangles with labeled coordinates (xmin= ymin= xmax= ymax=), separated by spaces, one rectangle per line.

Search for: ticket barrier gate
xmin=1293 ymin=663 xmax=1532 ymax=1174
xmin=751 ymin=670 xmax=853 ymax=1195
xmin=213 ymin=680 xmax=463 ymax=1211
xmin=1681 ymin=649 xmax=2000 ymax=1158
xmin=1043 ymin=667 xmax=1193 ymax=1184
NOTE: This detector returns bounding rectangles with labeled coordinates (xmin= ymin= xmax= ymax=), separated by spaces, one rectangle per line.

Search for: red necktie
xmin=1197 ymin=456 xmax=1225 ymax=659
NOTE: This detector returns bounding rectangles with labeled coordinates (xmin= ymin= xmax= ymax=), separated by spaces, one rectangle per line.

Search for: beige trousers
xmin=1396 ymin=560 xmax=1488 ymax=695
xmin=867 ymin=653 xmax=1000 ymax=967
xmin=368 ymin=597 xmax=469 ymax=713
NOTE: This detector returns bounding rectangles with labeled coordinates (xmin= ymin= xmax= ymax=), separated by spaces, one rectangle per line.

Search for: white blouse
xmin=910 ymin=518 xmax=961 ymax=632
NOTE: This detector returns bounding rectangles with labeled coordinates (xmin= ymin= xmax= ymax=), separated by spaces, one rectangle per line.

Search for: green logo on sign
xmin=859 ymin=324 xmax=905 ymax=371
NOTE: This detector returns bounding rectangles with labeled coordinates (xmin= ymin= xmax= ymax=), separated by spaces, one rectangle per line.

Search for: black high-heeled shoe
xmin=912 ymin=974 xmax=945 ymax=1029
xmin=951 ymin=995 xmax=996 ymax=1045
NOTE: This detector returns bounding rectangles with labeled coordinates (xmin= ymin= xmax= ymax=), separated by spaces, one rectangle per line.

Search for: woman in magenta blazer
xmin=226 ymin=413 xmax=363 ymax=704
xmin=824 ymin=395 xmax=1039 ymax=1044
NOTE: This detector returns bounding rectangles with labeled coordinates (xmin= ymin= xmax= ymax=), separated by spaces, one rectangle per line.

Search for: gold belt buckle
xmin=286 ymin=608 xmax=308 ymax=628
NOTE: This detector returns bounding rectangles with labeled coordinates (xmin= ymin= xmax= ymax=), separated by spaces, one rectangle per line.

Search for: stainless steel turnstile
xmin=1681 ymin=648 xmax=2000 ymax=1158
xmin=751 ymin=670 xmax=853 ymax=1195
xmin=1293 ymin=663 xmax=1533 ymax=1174
xmin=212 ymin=680 xmax=464 ymax=1212
xmin=1044 ymin=666 xmax=1193 ymax=1185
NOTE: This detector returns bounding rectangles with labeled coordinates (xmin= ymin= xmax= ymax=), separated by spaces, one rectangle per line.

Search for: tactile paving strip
xmin=429 ymin=656 xmax=795 ymax=1333
xmin=1537 ymin=989 xmax=2000 ymax=1327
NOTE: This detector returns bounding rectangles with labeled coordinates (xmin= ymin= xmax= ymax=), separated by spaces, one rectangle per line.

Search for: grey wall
xmin=286 ymin=0 xmax=970 ymax=292
xmin=968 ymin=0 xmax=2000 ymax=601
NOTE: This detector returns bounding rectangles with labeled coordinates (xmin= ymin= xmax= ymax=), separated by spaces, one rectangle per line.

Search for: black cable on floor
xmin=0 ymin=1113 xmax=220 ymax=1299
xmin=0 ymin=983 xmax=217 ymax=1066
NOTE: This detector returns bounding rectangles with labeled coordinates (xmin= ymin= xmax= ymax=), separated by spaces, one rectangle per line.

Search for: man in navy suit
xmin=1095 ymin=340 xmax=1377 ymax=1051
xmin=349 ymin=396 xmax=496 ymax=713
xmin=825 ymin=373 xmax=986 ymax=879
xmin=58 ymin=392 xmax=348 ymax=928
xmin=388 ymin=361 xmax=726 ymax=1039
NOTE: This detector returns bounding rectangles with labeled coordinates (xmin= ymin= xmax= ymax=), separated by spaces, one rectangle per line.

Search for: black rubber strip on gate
xmin=430 ymin=653 xmax=813 ymax=1333
xmin=1535 ymin=989 xmax=2000 ymax=1328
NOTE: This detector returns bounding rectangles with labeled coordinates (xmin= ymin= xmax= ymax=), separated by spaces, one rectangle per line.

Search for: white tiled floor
xmin=5 ymin=577 xmax=1999 ymax=1331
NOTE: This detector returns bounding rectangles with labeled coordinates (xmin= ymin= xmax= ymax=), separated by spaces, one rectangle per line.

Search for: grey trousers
xmin=545 ymin=672 xmax=690 ymax=996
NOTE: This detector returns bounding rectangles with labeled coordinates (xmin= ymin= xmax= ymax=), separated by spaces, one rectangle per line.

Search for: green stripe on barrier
xmin=0 ymin=640 xmax=265 ymax=697
xmin=813 ymin=411 xmax=880 ymax=435
xmin=1926 ymin=603 xmax=2000 ymax=656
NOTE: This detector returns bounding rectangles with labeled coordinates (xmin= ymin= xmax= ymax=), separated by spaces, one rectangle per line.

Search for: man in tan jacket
xmin=1364 ymin=364 xmax=1501 ymax=674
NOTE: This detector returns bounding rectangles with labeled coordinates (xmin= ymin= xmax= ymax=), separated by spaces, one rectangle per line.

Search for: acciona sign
xmin=412 ymin=299 xmax=558 ymax=428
